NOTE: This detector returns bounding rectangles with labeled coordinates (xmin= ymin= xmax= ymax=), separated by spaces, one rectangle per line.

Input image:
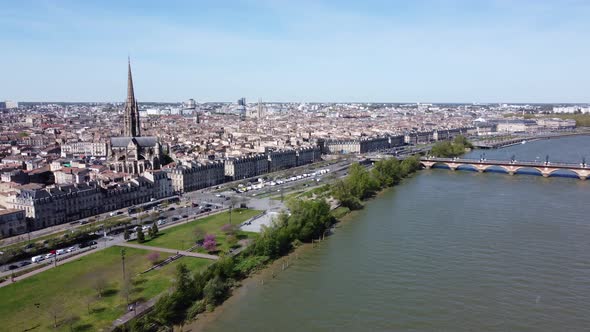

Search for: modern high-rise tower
xmin=123 ymin=58 xmax=141 ymax=137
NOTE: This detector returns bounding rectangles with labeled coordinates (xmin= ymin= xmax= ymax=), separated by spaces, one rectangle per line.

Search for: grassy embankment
xmin=0 ymin=246 xmax=211 ymax=331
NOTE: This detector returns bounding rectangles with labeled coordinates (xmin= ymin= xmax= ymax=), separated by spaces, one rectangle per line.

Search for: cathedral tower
xmin=123 ymin=58 xmax=141 ymax=137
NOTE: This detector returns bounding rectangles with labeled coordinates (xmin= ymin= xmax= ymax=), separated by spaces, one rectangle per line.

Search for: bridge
xmin=420 ymin=157 xmax=590 ymax=180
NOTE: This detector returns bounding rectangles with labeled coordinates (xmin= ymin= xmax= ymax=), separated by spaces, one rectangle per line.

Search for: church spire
xmin=123 ymin=57 xmax=140 ymax=137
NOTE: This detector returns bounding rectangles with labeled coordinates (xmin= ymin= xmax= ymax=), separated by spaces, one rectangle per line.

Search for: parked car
xmin=8 ymin=264 xmax=19 ymax=270
xmin=31 ymin=255 xmax=45 ymax=263
xmin=157 ymin=219 xmax=167 ymax=226
xmin=66 ymin=246 xmax=77 ymax=253
xmin=19 ymin=261 xmax=31 ymax=268
xmin=56 ymin=249 xmax=67 ymax=256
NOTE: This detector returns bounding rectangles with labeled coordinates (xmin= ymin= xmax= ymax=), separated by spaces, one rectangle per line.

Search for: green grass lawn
xmin=137 ymin=209 xmax=262 ymax=253
xmin=0 ymin=246 xmax=210 ymax=332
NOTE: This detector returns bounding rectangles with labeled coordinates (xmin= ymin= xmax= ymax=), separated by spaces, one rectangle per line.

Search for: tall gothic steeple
xmin=123 ymin=58 xmax=140 ymax=137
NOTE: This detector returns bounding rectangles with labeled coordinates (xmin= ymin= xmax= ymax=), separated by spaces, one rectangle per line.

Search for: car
xmin=157 ymin=219 xmax=166 ymax=226
xmin=215 ymin=194 xmax=221 ymax=197
xmin=181 ymin=215 xmax=188 ymax=218
xmin=31 ymin=255 xmax=45 ymax=263
xmin=8 ymin=264 xmax=18 ymax=270
xmin=19 ymin=261 xmax=31 ymax=268
xmin=168 ymin=207 xmax=175 ymax=211
xmin=56 ymin=249 xmax=67 ymax=256
xmin=44 ymin=253 xmax=55 ymax=260
xmin=171 ymin=217 xmax=179 ymax=221
xmin=66 ymin=246 xmax=77 ymax=253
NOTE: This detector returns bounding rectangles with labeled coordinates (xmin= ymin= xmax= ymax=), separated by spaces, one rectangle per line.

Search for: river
xmin=200 ymin=135 xmax=590 ymax=332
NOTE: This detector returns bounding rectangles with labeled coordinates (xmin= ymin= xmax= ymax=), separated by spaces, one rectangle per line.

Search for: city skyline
xmin=1 ymin=0 xmax=590 ymax=103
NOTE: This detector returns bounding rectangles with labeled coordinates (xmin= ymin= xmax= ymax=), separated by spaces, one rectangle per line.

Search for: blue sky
xmin=1 ymin=0 xmax=589 ymax=103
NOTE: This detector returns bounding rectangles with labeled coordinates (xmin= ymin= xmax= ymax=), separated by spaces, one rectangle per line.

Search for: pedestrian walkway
xmin=112 ymin=296 xmax=160 ymax=329
xmin=118 ymin=242 xmax=219 ymax=260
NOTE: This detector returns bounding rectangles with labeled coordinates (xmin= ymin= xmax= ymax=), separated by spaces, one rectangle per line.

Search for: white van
xmin=31 ymin=255 xmax=45 ymax=263
xmin=56 ymin=249 xmax=67 ymax=256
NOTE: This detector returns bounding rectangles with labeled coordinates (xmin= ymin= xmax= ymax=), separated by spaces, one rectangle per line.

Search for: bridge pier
xmin=575 ymin=169 xmax=589 ymax=180
xmin=447 ymin=163 xmax=459 ymax=171
xmin=421 ymin=161 xmax=435 ymax=169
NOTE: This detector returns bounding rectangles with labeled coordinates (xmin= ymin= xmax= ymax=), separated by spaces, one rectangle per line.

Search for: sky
xmin=1 ymin=0 xmax=589 ymax=103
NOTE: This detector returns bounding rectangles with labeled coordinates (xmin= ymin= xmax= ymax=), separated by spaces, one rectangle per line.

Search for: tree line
xmin=331 ymin=156 xmax=421 ymax=210
xmin=429 ymin=135 xmax=472 ymax=158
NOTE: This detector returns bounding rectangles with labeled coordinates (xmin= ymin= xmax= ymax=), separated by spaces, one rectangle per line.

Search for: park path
xmin=118 ymin=242 xmax=219 ymax=260
xmin=111 ymin=296 xmax=160 ymax=330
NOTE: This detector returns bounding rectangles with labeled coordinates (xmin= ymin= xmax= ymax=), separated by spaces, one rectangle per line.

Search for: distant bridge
xmin=420 ymin=157 xmax=590 ymax=180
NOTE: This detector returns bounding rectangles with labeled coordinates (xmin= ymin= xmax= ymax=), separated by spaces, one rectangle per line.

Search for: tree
xmin=193 ymin=226 xmax=205 ymax=243
xmin=87 ymin=273 xmax=108 ymax=298
xmin=331 ymin=179 xmax=362 ymax=210
xmin=151 ymin=223 xmax=159 ymax=237
xmin=123 ymin=227 xmax=130 ymax=241
xmin=202 ymin=275 xmax=228 ymax=305
xmin=203 ymin=234 xmax=217 ymax=252
xmin=85 ymin=296 xmax=95 ymax=314
xmin=121 ymin=275 xmax=133 ymax=306
xmin=430 ymin=135 xmax=472 ymax=157
xmin=146 ymin=251 xmax=160 ymax=265
xmin=400 ymin=156 xmax=421 ymax=177
xmin=220 ymin=223 xmax=237 ymax=235
xmin=46 ymin=301 xmax=65 ymax=328
xmin=137 ymin=228 xmax=145 ymax=243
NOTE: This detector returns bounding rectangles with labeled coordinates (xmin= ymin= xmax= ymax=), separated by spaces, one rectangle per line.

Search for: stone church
xmin=108 ymin=60 xmax=163 ymax=174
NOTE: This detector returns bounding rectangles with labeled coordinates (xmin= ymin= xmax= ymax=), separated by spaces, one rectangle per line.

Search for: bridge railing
xmin=420 ymin=157 xmax=585 ymax=168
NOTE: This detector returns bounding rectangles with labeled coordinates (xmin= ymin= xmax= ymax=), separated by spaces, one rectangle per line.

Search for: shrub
xmin=220 ymin=223 xmax=237 ymax=235
xmin=186 ymin=300 xmax=206 ymax=319
xmin=146 ymin=251 xmax=160 ymax=265
xmin=203 ymin=234 xmax=217 ymax=252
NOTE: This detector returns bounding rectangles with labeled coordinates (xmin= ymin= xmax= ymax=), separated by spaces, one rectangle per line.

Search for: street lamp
xmin=121 ymin=249 xmax=126 ymax=280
